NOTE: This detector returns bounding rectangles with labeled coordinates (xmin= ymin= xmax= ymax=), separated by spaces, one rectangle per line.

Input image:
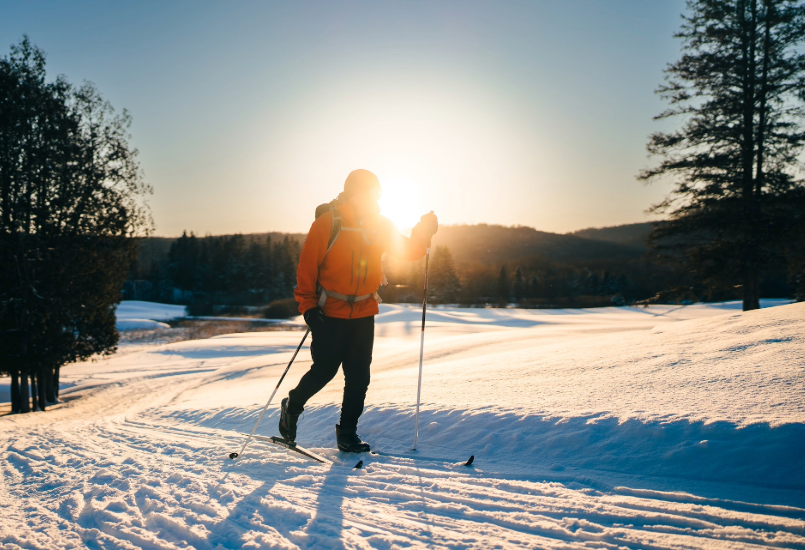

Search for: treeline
xmin=380 ymin=223 xmax=676 ymax=307
xmin=125 ymin=232 xmax=301 ymax=314
xmin=126 ymin=220 xmax=800 ymax=314
xmin=381 ymin=245 xmax=671 ymax=308
xmin=127 ymin=227 xmax=664 ymax=311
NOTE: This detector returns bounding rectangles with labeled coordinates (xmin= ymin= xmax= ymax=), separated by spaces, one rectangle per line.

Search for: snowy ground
xmin=2 ymin=300 xmax=804 ymax=549
xmin=115 ymin=301 xmax=188 ymax=329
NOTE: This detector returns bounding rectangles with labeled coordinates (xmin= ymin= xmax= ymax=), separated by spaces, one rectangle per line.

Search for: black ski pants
xmin=287 ymin=315 xmax=374 ymax=430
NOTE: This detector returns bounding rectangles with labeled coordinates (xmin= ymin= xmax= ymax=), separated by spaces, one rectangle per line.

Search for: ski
xmin=370 ymin=450 xmax=475 ymax=467
xmin=233 ymin=433 xmax=471 ymax=468
xmin=241 ymin=433 xmax=332 ymax=464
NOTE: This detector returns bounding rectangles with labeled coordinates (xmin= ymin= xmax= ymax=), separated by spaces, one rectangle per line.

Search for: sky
xmin=2 ymin=0 xmax=688 ymax=236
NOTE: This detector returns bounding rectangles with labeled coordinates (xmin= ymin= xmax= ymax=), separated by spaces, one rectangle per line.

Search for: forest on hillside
xmin=124 ymin=232 xmax=302 ymax=315
xmin=124 ymin=222 xmax=798 ymax=316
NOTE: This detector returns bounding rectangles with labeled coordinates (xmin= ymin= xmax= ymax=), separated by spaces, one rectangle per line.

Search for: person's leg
xmin=287 ymin=318 xmax=346 ymax=413
xmin=338 ymin=315 xmax=374 ymax=429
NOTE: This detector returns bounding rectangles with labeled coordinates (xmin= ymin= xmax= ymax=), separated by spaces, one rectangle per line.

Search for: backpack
xmin=315 ymin=200 xmax=342 ymax=258
xmin=313 ymin=200 xmax=386 ymax=308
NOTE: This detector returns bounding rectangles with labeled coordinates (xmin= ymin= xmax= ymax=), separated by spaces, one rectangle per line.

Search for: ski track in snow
xmin=2 ymin=301 xmax=805 ymax=549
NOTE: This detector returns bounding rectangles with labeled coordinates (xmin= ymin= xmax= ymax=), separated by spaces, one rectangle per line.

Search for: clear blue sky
xmin=2 ymin=0 xmax=687 ymax=236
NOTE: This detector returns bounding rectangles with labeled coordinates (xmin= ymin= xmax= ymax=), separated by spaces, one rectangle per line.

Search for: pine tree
xmin=429 ymin=246 xmax=461 ymax=302
xmin=529 ymin=276 xmax=540 ymax=299
xmin=640 ymin=0 xmax=805 ymax=311
xmin=512 ymin=266 xmax=525 ymax=302
xmin=245 ymin=239 xmax=266 ymax=293
xmin=497 ymin=265 xmax=510 ymax=303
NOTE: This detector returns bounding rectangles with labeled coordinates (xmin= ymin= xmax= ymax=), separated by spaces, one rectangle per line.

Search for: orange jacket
xmin=295 ymin=201 xmax=429 ymax=319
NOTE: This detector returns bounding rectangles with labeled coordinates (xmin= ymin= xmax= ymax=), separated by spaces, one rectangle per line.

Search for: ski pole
xmin=413 ymin=224 xmax=433 ymax=450
xmin=229 ymin=327 xmax=310 ymax=460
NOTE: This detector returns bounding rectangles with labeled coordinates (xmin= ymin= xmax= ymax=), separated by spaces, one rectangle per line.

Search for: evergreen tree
xmin=601 ymin=271 xmax=613 ymax=295
xmin=225 ymin=234 xmax=248 ymax=293
xmin=0 ymin=37 xmax=151 ymax=413
xmin=616 ymin=274 xmax=633 ymax=299
xmin=168 ymin=231 xmax=199 ymax=291
xmin=262 ymin=235 xmax=275 ymax=297
xmin=583 ymin=269 xmax=603 ymax=296
xmin=429 ymin=246 xmax=461 ymax=302
xmin=245 ymin=239 xmax=266 ymax=293
xmin=164 ymin=233 xmax=302 ymax=304
xmin=496 ymin=265 xmax=510 ymax=302
xmin=529 ymin=276 xmax=540 ymax=299
xmin=640 ymin=0 xmax=805 ymax=310
xmin=512 ymin=266 xmax=525 ymax=302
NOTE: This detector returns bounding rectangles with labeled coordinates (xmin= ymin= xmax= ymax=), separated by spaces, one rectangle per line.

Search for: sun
xmin=378 ymin=176 xmax=424 ymax=232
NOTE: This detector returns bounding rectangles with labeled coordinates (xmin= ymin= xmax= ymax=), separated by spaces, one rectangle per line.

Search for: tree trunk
xmin=739 ymin=0 xmax=760 ymax=313
xmin=743 ymin=268 xmax=761 ymax=311
xmin=54 ymin=366 xmax=60 ymax=401
xmin=755 ymin=1 xmax=771 ymax=198
xmin=45 ymin=366 xmax=56 ymax=404
xmin=37 ymin=368 xmax=47 ymax=411
xmin=30 ymin=372 xmax=40 ymax=412
xmin=19 ymin=372 xmax=30 ymax=413
xmin=10 ymin=370 xmax=20 ymax=413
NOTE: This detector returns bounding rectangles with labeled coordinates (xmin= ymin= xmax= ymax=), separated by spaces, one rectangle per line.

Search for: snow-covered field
xmin=2 ymin=300 xmax=804 ymax=549
xmin=115 ymin=301 xmax=187 ymax=331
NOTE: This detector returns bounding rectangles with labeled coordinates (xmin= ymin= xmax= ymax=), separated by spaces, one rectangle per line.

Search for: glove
xmin=417 ymin=212 xmax=438 ymax=237
xmin=303 ymin=307 xmax=326 ymax=331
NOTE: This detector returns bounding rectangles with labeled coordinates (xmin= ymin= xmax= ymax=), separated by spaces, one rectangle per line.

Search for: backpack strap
xmin=318 ymin=204 xmax=341 ymax=308
xmin=324 ymin=205 xmax=342 ymax=258
xmin=317 ymin=287 xmax=382 ymax=308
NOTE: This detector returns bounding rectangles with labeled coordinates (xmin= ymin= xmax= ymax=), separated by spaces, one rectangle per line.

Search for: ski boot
xmin=279 ymin=398 xmax=302 ymax=442
xmin=335 ymin=424 xmax=371 ymax=453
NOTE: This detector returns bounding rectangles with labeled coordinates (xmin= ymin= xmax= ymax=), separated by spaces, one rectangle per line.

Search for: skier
xmin=280 ymin=169 xmax=438 ymax=452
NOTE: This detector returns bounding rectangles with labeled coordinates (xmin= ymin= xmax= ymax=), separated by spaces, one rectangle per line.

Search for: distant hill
xmin=128 ymin=222 xmax=671 ymax=306
xmin=570 ymin=222 xmax=655 ymax=251
xmin=135 ymin=223 xmax=653 ymax=274
xmin=430 ymin=223 xmax=647 ymax=267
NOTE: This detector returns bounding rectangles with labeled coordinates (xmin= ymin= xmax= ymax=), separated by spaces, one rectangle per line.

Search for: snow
xmin=0 ymin=301 xmax=184 ymax=402
xmin=2 ymin=299 xmax=804 ymax=549
xmin=115 ymin=300 xmax=186 ymax=332
xmin=116 ymin=300 xmax=187 ymax=324
xmin=187 ymin=316 xmax=303 ymax=325
xmin=114 ymin=300 xmax=298 ymax=329
xmin=116 ymin=319 xmax=172 ymax=331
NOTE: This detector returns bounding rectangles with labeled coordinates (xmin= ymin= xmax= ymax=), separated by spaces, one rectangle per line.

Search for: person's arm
xmin=384 ymin=213 xmax=438 ymax=261
xmin=294 ymin=214 xmax=330 ymax=314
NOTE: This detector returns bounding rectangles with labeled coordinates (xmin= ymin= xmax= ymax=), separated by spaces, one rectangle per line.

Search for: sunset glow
xmin=378 ymin=175 xmax=424 ymax=232
xmin=0 ymin=2 xmax=687 ymax=236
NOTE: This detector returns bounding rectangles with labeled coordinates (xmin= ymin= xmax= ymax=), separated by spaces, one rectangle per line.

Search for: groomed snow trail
xmin=2 ymin=301 xmax=804 ymax=549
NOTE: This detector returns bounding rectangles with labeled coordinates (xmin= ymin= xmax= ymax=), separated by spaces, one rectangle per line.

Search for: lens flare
xmin=378 ymin=176 xmax=423 ymax=231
